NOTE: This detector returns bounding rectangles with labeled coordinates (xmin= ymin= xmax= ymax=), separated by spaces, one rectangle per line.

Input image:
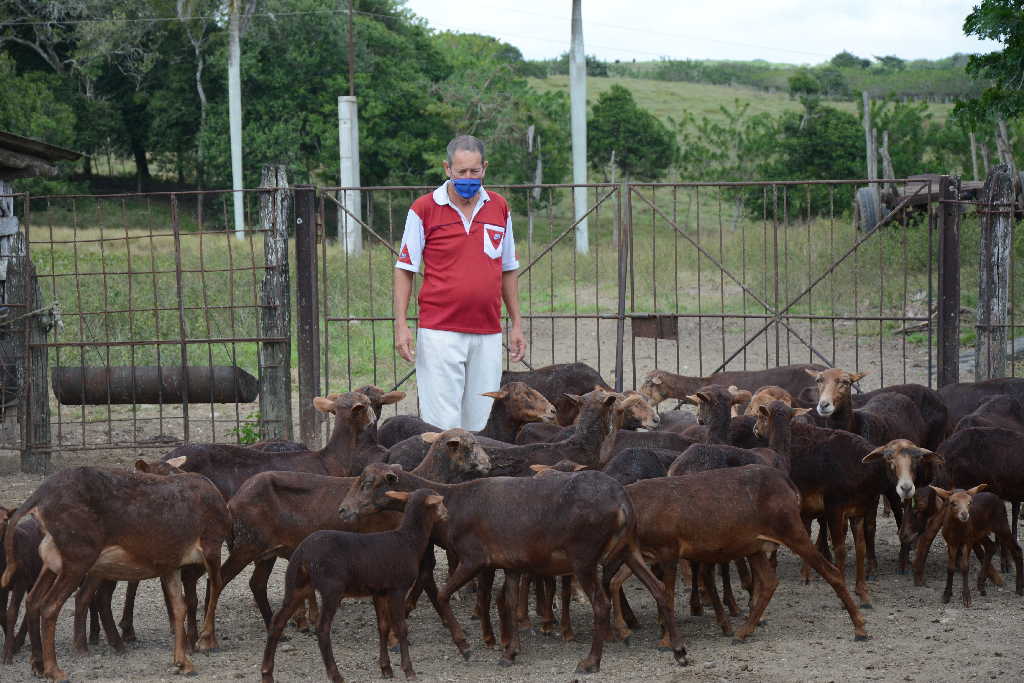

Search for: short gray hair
xmin=446 ymin=135 xmax=485 ymax=165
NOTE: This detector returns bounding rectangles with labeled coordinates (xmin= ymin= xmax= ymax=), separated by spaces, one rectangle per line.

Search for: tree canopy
xmin=955 ymin=0 xmax=1024 ymax=121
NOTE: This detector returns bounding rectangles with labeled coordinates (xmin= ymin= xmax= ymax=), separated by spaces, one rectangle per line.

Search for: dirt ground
xmin=2 ymin=317 xmax=1022 ymax=682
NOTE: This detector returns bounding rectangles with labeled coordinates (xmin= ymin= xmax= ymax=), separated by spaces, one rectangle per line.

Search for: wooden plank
xmin=258 ymin=165 xmax=293 ymax=441
xmin=975 ymin=165 xmax=1013 ymax=381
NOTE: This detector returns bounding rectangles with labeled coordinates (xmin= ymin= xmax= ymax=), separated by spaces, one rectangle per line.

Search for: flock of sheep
xmin=2 ymin=360 xmax=1023 ymax=682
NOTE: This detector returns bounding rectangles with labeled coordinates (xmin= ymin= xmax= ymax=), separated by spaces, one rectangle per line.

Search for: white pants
xmin=416 ymin=328 xmax=502 ymax=431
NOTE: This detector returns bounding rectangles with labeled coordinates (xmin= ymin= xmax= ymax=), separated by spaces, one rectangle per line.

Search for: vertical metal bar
xmin=615 ymin=184 xmax=628 ymax=392
xmin=696 ymin=186 xmax=703 ymax=376
xmin=651 ymin=186 xmax=658 ymax=371
xmin=294 ymin=185 xmax=321 ymax=448
xmin=170 ymin=194 xmax=192 ymax=442
xmin=772 ymin=185 xmax=780 ymax=365
xmin=673 ymin=186 xmax=680 ymax=373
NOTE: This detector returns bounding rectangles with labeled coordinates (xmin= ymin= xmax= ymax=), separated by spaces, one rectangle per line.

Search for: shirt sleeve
xmin=395 ymin=209 xmax=424 ymax=272
xmin=501 ymin=211 xmax=519 ymax=271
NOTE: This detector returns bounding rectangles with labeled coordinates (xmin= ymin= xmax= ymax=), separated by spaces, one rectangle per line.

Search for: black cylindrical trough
xmin=52 ymin=366 xmax=259 ymax=405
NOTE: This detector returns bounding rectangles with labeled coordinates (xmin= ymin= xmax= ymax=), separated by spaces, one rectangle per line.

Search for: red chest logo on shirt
xmin=486 ymin=228 xmax=503 ymax=249
xmin=398 ymin=243 xmax=412 ymax=264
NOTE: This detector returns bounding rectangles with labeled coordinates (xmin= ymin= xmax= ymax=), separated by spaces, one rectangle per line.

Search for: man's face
xmin=444 ymin=149 xmax=487 ymax=181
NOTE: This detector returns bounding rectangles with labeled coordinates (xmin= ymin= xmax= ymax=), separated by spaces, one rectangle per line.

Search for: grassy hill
xmin=529 ymin=75 xmax=956 ymax=127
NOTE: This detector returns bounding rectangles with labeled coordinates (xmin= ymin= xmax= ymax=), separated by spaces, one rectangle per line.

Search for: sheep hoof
xmin=731 ymin=637 xmax=747 ymax=645
xmin=854 ymin=634 xmax=871 ymax=642
xmin=859 ymin=603 xmax=873 ymax=610
xmin=674 ymin=650 xmax=689 ymax=666
xmin=498 ymin=658 xmax=514 ymax=668
xmin=460 ymin=649 xmax=471 ymax=662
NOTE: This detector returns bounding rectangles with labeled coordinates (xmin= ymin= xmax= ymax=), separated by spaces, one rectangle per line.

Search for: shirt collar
xmin=432 ymin=180 xmax=490 ymax=207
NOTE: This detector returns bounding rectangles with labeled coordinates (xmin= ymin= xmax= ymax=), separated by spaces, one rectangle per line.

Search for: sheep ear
xmin=862 ymin=446 xmax=888 ymax=463
xmin=603 ymin=393 xmax=618 ymax=407
xmin=530 ymin=464 xmax=551 ymax=473
xmin=564 ymin=393 xmax=583 ymax=405
xmin=446 ymin=438 xmax=462 ymax=450
xmin=757 ymin=405 xmax=770 ymax=418
xmin=134 ymin=459 xmax=151 ymax=472
xmin=480 ymin=390 xmax=507 ymax=400
xmin=967 ymin=483 xmax=988 ymax=495
xmin=384 ymin=471 xmax=399 ymax=483
xmin=380 ymin=391 xmax=405 ymax=405
xmin=804 ymin=368 xmax=820 ymax=378
xmin=166 ymin=456 xmax=187 ymax=468
xmin=385 ymin=491 xmax=410 ymax=502
xmin=572 ymin=463 xmax=588 ymax=471
xmin=425 ymin=494 xmax=444 ymax=506
xmin=420 ymin=432 xmax=441 ymax=444
xmin=850 ymin=371 xmax=867 ymax=383
xmin=313 ymin=396 xmax=336 ymax=413
xmin=696 ymin=392 xmax=710 ymax=404
xmin=326 ymin=393 xmax=342 ymax=400
xmin=922 ymin=451 xmax=944 ymax=465
xmin=682 ymin=394 xmax=699 ymax=405
xmin=929 ymin=485 xmax=952 ymax=500
xmin=648 ymin=375 xmax=663 ymax=385
xmin=792 ymin=407 xmax=812 ymax=417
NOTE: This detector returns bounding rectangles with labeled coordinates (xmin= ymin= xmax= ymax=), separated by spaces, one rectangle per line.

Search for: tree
xmin=873 ymin=55 xmax=906 ymax=71
xmin=788 ymin=69 xmax=820 ymax=97
xmin=831 ymin=51 xmax=871 ymax=69
xmin=588 ymin=84 xmax=677 ymax=181
xmin=954 ymin=0 xmax=1024 ymax=121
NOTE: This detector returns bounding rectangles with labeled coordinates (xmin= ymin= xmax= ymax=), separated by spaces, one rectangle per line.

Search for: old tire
xmin=854 ymin=187 xmax=880 ymax=232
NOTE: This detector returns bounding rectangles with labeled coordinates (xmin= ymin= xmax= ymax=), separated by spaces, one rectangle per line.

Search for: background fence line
xmin=4 ymin=171 xmax=1021 ymax=472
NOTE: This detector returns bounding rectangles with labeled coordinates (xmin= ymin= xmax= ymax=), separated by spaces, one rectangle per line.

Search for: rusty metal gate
xmin=7 ymin=171 xmax=1022 ymax=468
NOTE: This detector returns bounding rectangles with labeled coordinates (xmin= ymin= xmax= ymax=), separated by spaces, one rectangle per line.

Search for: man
xmin=393 ymin=135 xmax=526 ymax=431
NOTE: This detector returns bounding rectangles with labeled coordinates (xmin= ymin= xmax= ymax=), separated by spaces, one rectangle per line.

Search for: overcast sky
xmin=403 ymin=1 xmax=1000 ymax=65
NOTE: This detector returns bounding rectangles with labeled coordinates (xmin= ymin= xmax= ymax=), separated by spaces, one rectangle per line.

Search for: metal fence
xmin=4 ymin=171 xmax=1020 ymax=469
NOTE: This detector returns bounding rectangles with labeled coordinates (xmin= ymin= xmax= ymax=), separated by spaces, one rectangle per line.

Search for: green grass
xmin=529 ymin=75 xmax=956 ymax=128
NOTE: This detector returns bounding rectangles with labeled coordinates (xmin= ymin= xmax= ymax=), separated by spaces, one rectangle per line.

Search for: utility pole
xmin=570 ymin=0 xmax=588 ymax=253
xmin=228 ymin=0 xmax=244 ymax=240
xmin=338 ymin=0 xmax=362 ymax=253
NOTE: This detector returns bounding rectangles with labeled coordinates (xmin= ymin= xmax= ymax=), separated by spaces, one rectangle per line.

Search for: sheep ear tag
xmin=486 ymin=227 xmax=503 ymax=249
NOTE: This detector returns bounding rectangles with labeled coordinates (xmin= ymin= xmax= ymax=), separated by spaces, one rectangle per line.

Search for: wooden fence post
xmin=936 ymin=175 xmax=960 ymax=388
xmin=294 ymin=185 xmax=321 ymax=449
xmin=258 ymin=165 xmax=292 ymax=441
xmin=975 ymin=164 xmax=1013 ymax=381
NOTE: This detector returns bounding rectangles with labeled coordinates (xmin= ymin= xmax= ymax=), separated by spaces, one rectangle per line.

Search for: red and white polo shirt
xmin=395 ymin=181 xmax=519 ymax=334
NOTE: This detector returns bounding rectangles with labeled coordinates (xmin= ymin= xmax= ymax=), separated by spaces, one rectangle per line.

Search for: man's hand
xmin=395 ymin=323 xmax=415 ymax=362
xmin=508 ymin=324 xmax=526 ymax=363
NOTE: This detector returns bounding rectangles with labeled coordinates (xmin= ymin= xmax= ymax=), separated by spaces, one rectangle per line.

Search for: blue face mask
xmin=451 ymin=178 xmax=482 ymax=199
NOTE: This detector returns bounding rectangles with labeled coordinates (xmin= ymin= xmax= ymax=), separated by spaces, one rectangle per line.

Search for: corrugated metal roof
xmin=0 ymin=131 xmax=81 ymax=162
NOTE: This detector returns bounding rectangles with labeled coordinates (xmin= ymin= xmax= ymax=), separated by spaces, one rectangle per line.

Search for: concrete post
xmin=570 ymin=0 xmax=589 ymax=253
xmin=338 ymin=95 xmax=363 ymax=254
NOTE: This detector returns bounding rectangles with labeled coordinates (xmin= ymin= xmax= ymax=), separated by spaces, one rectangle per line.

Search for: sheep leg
xmin=852 ymin=516 xmax=872 ymax=608
xmin=476 ymin=568 xmax=496 ymax=647
xmin=863 ymin=497 xmax=879 ymax=580
xmin=373 ymin=595 xmax=394 ymax=679
xmin=314 ymin=594 xmax=344 ymax=683
xmin=652 ymin=559 xmax=679 ymax=649
xmin=688 ymin=560 xmax=704 ymax=616
xmin=260 ymin=568 xmax=313 ymax=683
xmin=73 ymin=576 xmax=102 ymax=654
xmin=571 ymin=562 xmax=611 ymax=674
xmin=436 ymin=561 xmax=480 ymax=659
xmin=977 ymin=541 xmax=993 ymax=596
xmin=608 ymin=562 xmax=633 ymax=642
xmin=496 ymin=571 xmax=521 ymax=666
xmin=959 ymin=543 xmax=972 ymax=608
xmin=560 ymin=576 xmax=576 ymax=642
xmin=386 ymin=589 xmax=415 ymax=680
xmin=780 ymin=516 xmax=869 ymax=641
xmin=733 ymin=552 xmax=778 ymax=642
xmin=701 ymin=563 xmax=733 ymax=636
xmin=4 ymin=583 xmax=27 ymax=663
xmin=1004 ymin=501 xmax=1020 ymax=573
xmin=514 ymin=574 xmax=532 ymax=632
xmin=118 ymin=581 xmax=139 ymax=643
xmin=942 ymin=544 xmax=956 ymax=604
xmin=735 ymin=558 xmax=753 ymax=602
xmin=912 ymin=507 xmax=945 ymax=586
xmin=720 ymin=563 xmax=740 ymax=617
xmin=996 ymin=527 xmax=1024 ymax=597
xmin=536 ymin=577 xmax=557 ymax=635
